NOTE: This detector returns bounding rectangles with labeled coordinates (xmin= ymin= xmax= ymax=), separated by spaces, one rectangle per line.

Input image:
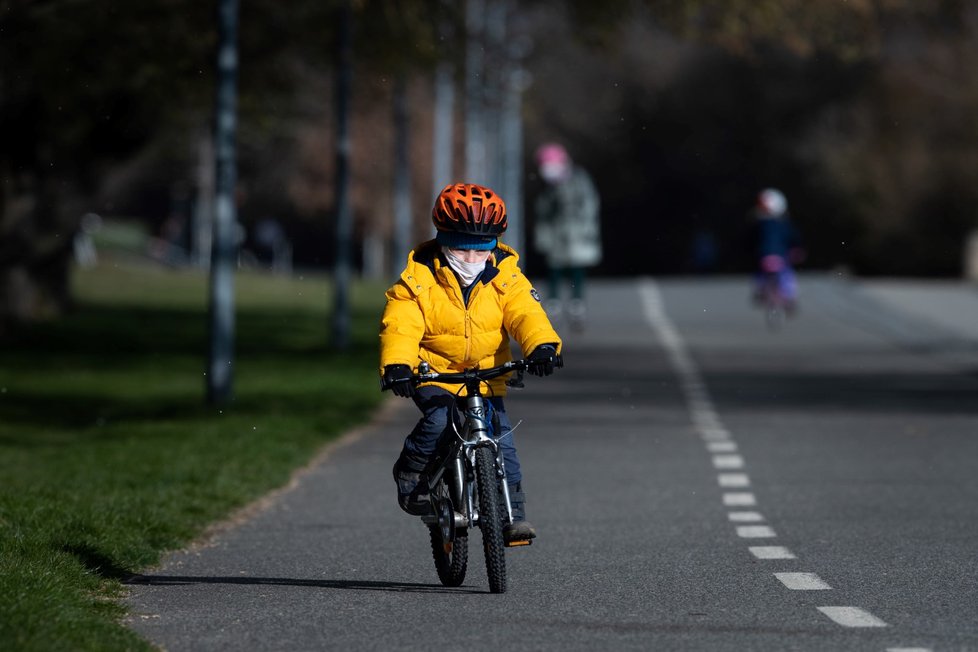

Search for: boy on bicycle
xmin=380 ymin=182 xmax=563 ymax=544
xmin=748 ymin=188 xmax=805 ymax=311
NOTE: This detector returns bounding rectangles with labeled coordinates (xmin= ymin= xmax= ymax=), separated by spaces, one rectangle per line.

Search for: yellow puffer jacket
xmin=379 ymin=240 xmax=562 ymax=396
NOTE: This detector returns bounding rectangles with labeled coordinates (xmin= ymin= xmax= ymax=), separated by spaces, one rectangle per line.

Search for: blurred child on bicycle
xmin=748 ymin=188 xmax=805 ymax=311
xmin=380 ymin=182 xmax=562 ymax=543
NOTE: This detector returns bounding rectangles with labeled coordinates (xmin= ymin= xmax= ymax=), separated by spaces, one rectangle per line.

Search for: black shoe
xmin=393 ymin=459 xmax=431 ymax=516
xmin=503 ymin=482 xmax=535 ymax=542
xmin=503 ymin=520 xmax=537 ymax=543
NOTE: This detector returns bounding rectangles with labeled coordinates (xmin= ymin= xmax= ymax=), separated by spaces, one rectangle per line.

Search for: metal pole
xmin=432 ymin=60 xmax=455 ymax=198
xmin=431 ymin=0 xmax=456 ymax=239
xmin=332 ymin=0 xmax=354 ymax=350
xmin=392 ymin=74 xmax=412 ymax=276
xmin=206 ymin=0 xmax=238 ymax=405
xmin=464 ymin=0 xmax=486 ymax=182
xmin=193 ymin=132 xmax=214 ymax=269
xmin=500 ymin=67 xmax=525 ymax=257
xmin=485 ymin=0 xmax=505 ymax=191
xmin=500 ymin=3 xmax=529 ymax=257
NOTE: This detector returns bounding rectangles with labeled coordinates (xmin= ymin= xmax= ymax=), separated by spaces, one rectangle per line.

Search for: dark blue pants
xmin=400 ymin=386 xmax=521 ymax=485
xmin=548 ymin=266 xmax=586 ymax=301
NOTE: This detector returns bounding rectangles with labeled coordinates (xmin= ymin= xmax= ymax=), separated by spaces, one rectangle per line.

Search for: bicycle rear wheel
xmin=428 ymin=525 xmax=467 ymax=587
xmin=765 ymin=303 xmax=785 ymax=330
xmin=475 ymin=446 xmax=506 ymax=593
xmin=427 ymin=479 xmax=467 ymax=587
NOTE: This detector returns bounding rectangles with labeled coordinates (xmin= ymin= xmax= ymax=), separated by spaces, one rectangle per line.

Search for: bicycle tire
xmin=475 ymin=446 xmax=507 ymax=593
xmin=765 ymin=304 xmax=785 ymax=331
xmin=428 ymin=524 xmax=467 ymax=587
xmin=427 ymin=478 xmax=467 ymax=587
xmin=762 ymin=276 xmax=786 ymax=331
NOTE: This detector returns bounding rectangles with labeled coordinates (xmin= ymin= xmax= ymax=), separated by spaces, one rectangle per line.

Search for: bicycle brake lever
xmin=506 ymin=368 xmax=525 ymax=389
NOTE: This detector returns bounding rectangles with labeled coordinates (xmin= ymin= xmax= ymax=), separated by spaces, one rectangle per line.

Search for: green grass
xmin=0 ymin=261 xmax=387 ymax=651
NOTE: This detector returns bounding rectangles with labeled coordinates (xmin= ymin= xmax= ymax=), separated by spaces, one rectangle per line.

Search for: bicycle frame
xmin=383 ymin=356 xmax=557 ymax=592
xmin=420 ymin=366 xmax=515 ymax=532
xmin=758 ymin=269 xmax=789 ymax=331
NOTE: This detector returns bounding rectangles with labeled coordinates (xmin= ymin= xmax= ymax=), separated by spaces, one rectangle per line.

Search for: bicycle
xmin=382 ymin=357 xmax=558 ymax=593
xmin=755 ymin=255 xmax=796 ymax=331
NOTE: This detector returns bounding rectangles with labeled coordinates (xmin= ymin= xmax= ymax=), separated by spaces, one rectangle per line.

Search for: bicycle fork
xmin=462 ymin=394 xmax=514 ymax=527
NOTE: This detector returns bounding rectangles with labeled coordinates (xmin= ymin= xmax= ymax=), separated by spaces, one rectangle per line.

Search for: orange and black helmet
xmin=432 ymin=183 xmax=508 ymax=237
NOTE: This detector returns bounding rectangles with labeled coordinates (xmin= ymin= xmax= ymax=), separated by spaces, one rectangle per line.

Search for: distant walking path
xmin=857 ymin=278 xmax=978 ymax=340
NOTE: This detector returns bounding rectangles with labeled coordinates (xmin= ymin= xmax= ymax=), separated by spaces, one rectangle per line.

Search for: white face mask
xmin=442 ymin=247 xmax=489 ymax=287
xmin=540 ymin=161 xmax=569 ymax=183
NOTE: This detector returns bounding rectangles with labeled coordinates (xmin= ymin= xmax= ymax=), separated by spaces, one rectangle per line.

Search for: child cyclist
xmin=748 ymin=188 xmax=805 ymax=312
xmin=380 ymin=182 xmax=563 ymax=544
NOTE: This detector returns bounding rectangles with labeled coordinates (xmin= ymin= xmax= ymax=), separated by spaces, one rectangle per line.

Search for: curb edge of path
xmin=171 ymin=396 xmax=406 ymax=557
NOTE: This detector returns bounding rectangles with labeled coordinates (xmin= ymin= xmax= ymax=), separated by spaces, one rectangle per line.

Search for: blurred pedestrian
xmin=72 ymin=213 xmax=102 ymax=268
xmin=532 ymin=143 xmax=602 ymax=330
xmin=252 ymin=217 xmax=292 ymax=274
xmin=748 ymin=188 xmax=805 ymax=312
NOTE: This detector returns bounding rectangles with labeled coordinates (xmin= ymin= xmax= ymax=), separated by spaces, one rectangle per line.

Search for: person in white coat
xmin=533 ymin=143 xmax=602 ymax=329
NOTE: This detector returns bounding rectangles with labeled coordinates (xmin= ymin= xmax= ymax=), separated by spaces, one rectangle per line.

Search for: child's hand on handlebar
xmin=527 ymin=344 xmax=562 ymax=377
xmin=383 ymin=364 xmax=416 ymax=397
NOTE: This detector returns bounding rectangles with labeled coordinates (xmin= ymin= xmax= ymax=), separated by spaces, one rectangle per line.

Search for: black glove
xmin=527 ymin=344 xmax=562 ymax=377
xmin=383 ymin=364 xmax=415 ymax=398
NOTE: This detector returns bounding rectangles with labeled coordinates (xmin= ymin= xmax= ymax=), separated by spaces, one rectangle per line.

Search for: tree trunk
xmin=0 ymin=173 xmax=75 ymax=334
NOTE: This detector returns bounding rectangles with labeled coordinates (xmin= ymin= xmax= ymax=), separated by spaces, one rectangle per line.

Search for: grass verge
xmin=0 ymin=261 xmax=386 ymax=651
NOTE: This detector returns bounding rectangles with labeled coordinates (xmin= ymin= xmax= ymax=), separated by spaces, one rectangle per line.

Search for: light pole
xmin=206 ymin=0 xmax=239 ymax=405
xmin=332 ymin=0 xmax=354 ymax=350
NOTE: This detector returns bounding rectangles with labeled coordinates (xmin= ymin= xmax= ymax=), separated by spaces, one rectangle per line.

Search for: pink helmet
xmin=535 ymin=143 xmax=569 ymax=166
xmin=536 ymin=143 xmax=571 ymax=183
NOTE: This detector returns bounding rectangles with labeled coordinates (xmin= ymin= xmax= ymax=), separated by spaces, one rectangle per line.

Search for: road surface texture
xmin=127 ymin=274 xmax=978 ymax=651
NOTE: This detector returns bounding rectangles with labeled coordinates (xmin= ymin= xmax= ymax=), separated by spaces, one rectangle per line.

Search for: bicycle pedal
xmin=504 ymin=539 xmax=532 ymax=548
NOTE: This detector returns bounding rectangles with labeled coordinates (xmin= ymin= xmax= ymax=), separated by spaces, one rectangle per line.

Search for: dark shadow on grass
xmin=125 ymin=573 xmax=485 ymax=595
xmin=0 ymin=301 xmax=381 ymax=434
xmin=1 ymin=304 xmax=379 ymax=363
xmin=64 ymin=543 xmax=135 ymax=581
xmin=0 ymin=388 xmax=380 ymax=435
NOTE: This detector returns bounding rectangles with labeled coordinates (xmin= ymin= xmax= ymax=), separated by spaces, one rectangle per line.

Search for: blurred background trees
xmin=3 ymin=0 xmax=978 ymax=330
xmin=527 ymin=0 xmax=978 ymax=276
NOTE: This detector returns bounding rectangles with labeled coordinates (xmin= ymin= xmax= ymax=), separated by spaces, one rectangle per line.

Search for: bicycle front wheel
xmin=475 ymin=446 xmax=507 ymax=593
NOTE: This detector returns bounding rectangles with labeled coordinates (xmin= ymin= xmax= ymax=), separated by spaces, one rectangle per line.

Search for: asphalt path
xmin=126 ymin=275 xmax=978 ymax=651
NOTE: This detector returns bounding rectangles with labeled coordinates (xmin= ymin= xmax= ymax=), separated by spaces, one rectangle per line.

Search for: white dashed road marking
xmin=722 ymin=492 xmax=756 ymax=507
xmin=737 ymin=525 xmax=776 ymax=538
xmin=700 ymin=427 xmax=731 ymax=441
xmin=717 ymin=473 xmax=750 ymax=488
xmin=775 ymin=572 xmax=832 ymax=590
xmin=712 ymin=454 xmax=745 ymax=469
xmin=749 ymin=546 xmax=796 ymax=560
xmin=728 ymin=511 xmax=765 ymax=522
xmin=639 ymin=280 xmax=904 ymax=645
xmin=817 ymin=606 xmax=889 ymax=628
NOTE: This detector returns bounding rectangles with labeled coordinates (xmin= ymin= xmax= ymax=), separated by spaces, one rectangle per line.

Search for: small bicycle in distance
xmin=382 ymin=357 xmax=558 ymax=594
xmin=755 ymin=254 xmax=797 ymax=331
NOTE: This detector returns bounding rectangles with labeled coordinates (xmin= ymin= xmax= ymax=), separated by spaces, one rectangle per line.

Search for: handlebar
xmin=414 ymin=359 xmax=527 ymax=385
xmin=380 ymin=355 xmax=562 ymax=392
